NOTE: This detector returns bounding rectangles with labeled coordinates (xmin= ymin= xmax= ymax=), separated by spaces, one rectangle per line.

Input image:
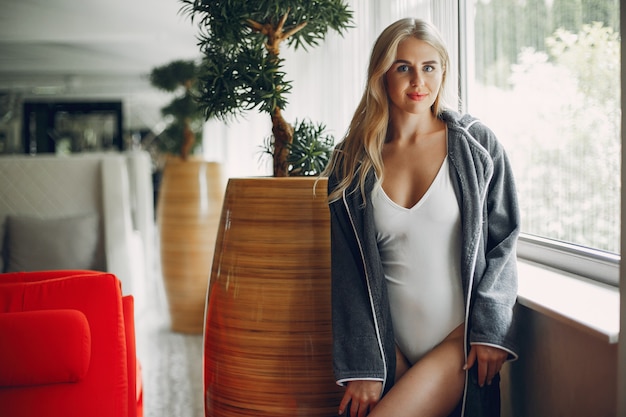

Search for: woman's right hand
xmin=338 ymin=380 xmax=383 ymax=417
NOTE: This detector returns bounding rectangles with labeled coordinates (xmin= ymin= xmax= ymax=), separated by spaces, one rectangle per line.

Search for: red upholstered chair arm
xmin=122 ymin=295 xmax=141 ymax=417
xmin=0 ymin=309 xmax=91 ymax=387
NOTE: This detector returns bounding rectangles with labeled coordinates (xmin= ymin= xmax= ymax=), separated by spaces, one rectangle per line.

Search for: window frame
xmin=517 ymin=234 xmax=620 ymax=286
xmin=453 ymin=0 xmax=621 ymax=287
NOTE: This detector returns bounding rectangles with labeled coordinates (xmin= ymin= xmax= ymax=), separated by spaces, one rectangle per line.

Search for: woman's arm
xmin=469 ymin=128 xmax=521 ymax=358
xmin=329 ymin=197 xmax=387 ymax=384
xmin=328 ymin=169 xmax=388 ymax=384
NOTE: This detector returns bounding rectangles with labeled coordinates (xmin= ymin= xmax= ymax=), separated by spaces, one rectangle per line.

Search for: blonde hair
xmin=325 ymin=18 xmax=450 ymax=203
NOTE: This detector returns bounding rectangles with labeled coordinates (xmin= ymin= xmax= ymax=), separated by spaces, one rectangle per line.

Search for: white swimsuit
xmin=372 ymin=157 xmax=464 ymax=364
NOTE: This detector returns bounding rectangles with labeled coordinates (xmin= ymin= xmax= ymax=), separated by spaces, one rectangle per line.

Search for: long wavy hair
xmin=324 ymin=18 xmax=451 ymax=203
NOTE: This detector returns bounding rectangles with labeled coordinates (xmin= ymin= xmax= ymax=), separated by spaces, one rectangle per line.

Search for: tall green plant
xmin=181 ymin=0 xmax=353 ymax=176
xmin=149 ymin=60 xmax=203 ymax=160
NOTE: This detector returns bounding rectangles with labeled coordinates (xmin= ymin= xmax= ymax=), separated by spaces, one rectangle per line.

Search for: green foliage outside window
xmin=470 ymin=0 xmax=620 ymax=252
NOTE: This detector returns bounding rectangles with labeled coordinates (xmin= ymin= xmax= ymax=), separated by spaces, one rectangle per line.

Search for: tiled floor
xmin=135 ymin=248 xmax=204 ymax=417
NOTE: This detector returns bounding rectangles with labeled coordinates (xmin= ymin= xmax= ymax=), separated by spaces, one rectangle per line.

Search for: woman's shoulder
xmin=441 ymin=110 xmax=490 ymax=135
xmin=441 ymin=110 xmax=503 ymax=154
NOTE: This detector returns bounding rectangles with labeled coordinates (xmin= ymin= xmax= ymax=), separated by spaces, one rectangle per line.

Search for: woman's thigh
xmin=373 ymin=324 xmax=465 ymax=417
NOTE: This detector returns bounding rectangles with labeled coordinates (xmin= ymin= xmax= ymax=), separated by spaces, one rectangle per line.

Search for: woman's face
xmin=385 ymin=37 xmax=444 ymax=116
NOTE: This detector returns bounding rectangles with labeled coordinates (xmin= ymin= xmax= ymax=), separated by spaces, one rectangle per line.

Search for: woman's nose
xmin=410 ymin=72 xmax=422 ymax=87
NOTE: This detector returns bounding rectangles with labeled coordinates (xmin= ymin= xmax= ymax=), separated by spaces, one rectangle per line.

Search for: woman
xmin=325 ymin=18 xmax=520 ymax=417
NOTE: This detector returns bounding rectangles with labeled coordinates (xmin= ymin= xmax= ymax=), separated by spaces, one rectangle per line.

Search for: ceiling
xmin=0 ymin=0 xmax=202 ymax=128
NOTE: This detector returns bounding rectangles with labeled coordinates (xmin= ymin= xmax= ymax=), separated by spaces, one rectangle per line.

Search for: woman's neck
xmin=387 ymin=111 xmax=443 ymax=143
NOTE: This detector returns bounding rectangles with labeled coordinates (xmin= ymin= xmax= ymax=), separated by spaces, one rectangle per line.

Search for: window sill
xmin=516 ymin=259 xmax=619 ymax=344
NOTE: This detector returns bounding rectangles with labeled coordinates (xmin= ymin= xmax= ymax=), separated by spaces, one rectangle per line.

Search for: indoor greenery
xmin=261 ymin=118 xmax=334 ymax=176
xmin=149 ymin=60 xmax=203 ymax=160
xmin=180 ymin=0 xmax=353 ymax=176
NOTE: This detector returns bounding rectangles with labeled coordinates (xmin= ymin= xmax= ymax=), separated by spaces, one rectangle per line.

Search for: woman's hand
xmin=339 ymin=380 xmax=383 ymax=417
xmin=464 ymin=344 xmax=508 ymax=387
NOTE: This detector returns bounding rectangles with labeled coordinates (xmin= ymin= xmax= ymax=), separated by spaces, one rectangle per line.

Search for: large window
xmin=464 ymin=0 xmax=621 ymax=282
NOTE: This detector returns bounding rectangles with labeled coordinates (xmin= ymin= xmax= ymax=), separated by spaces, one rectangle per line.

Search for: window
xmin=463 ymin=0 xmax=621 ymax=284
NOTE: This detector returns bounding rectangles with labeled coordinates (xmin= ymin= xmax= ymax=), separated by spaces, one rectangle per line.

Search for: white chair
xmin=0 ymin=153 xmax=149 ymax=313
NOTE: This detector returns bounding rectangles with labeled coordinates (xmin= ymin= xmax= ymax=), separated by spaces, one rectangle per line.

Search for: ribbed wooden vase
xmin=204 ymin=177 xmax=343 ymax=417
xmin=157 ymin=158 xmax=224 ymax=334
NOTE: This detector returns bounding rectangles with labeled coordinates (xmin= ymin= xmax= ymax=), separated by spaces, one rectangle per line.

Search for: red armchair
xmin=0 ymin=270 xmax=142 ymax=417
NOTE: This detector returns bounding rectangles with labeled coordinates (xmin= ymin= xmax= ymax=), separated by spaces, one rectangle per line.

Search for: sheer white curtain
xmin=202 ymin=0 xmax=455 ymax=178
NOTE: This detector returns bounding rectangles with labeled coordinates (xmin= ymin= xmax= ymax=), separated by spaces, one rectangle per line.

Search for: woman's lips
xmin=408 ymin=92 xmax=427 ymax=101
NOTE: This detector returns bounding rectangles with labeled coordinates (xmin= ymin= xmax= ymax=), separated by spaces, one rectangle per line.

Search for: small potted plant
xmin=180 ymin=1 xmax=353 ymax=416
xmin=149 ymin=59 xmax=203 ymax=160
xmin=149 ymin=59 xmax=225 ymax=334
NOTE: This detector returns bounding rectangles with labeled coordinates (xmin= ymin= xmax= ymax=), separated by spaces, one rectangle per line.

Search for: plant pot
xmin=204 ymin=177 xmax=342 ymax=416
xmin=157 ymin=157 xmax=224 ymax=333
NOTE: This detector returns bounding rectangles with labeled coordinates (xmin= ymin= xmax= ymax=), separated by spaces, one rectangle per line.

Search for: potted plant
xmin=180 ymin=1 xmax=353 ymax=416
xmin=149 ymin=59 xmax=225 ymax=334
xmin=182 ymin=0 xmax=352 ymax=176
xmin=149 ymin=60 xmax=203 ymax=160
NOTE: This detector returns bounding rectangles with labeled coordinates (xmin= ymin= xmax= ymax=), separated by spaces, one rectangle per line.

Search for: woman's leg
xmin=370 ymin=324 xmax=466 ymax=417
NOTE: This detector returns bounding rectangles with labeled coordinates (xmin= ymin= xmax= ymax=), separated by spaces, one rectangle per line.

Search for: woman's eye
xmin=397 ymin=64 xmax=410 ymax=73
xmin=423 ymin=65 xmax=435 ymax=73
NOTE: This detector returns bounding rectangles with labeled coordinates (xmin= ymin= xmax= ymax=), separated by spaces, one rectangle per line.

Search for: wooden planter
xmin=157 ymin=158 xmax=224 ymax=334
xmin=204 ymin=177 xmax=343 ymax=417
